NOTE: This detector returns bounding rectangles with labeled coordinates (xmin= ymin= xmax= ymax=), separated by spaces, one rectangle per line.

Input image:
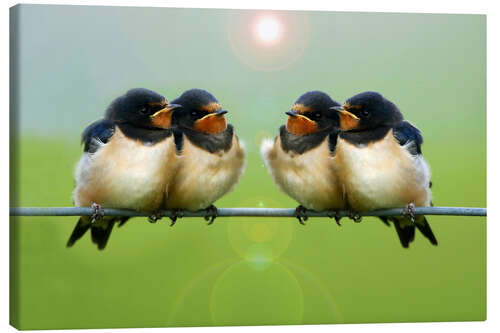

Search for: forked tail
xmin=380 ymin=215 xmax=438 ymax=248
xmin=67 ymin=216 xmax=127 ymax=250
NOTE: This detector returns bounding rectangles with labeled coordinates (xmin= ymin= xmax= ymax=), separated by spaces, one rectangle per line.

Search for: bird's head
xmin=285 ymin=91 xmax=340 ymax=136
xmin=331 ymin=91 xmax=403 ymax=132
xmin=171 ymin=89 xmax=228 ymax=135
xmin=106 ymin=88 xmax=181 ymax=129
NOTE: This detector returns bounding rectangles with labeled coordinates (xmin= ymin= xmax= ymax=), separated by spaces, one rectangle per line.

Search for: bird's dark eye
xmin=139 ymin=106 xmax=150 ymax=115
xmin=362 ymin=110 xmax=369 ymax=116
xmin=315 ymin=113 xmax=322 ymax=118
xmin=191 ymin=111 xmax=198 ymax=117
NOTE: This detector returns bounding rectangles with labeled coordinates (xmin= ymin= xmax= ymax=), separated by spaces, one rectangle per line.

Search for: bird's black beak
xmin=331 ymin=105 xmax=360 ymax=131
xmin=198 ymin=109 xmax=228 ymax=121
xmin=166 ymin=103 xmax=182 ymax=111
xmin=286 ymin=110 xmax=298 ymax=117
xmin=330 ymin=106 xmax=360 ymax=120
xmin=150 ymin=103 xmax=181 ymax=129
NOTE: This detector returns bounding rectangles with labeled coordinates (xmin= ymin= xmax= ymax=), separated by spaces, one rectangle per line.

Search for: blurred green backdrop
xmin=10 ymin=4 xmax=486 ymax=329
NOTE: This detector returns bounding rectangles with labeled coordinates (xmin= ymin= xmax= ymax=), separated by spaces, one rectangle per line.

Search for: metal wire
xmin=9 ymin=207 xmax=487 ymax=219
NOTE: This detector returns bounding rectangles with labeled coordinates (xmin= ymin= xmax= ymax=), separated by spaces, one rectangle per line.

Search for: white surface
xmin=1 ymin=1 xmax=497 ymax=333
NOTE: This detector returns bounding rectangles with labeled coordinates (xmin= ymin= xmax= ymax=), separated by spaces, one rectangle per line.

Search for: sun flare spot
xmin=256 ymin=17 xmax=281 ymax=43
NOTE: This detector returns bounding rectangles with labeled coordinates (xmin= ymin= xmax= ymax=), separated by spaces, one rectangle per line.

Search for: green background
xmin=10 ymin=4 xmax=486 ymax=329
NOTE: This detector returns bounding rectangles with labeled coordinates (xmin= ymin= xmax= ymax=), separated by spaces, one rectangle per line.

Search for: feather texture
xmin=261 ymin=133 xmax=345 ymax=211
xmin=164 ymin=132 xmax=245 ymax=211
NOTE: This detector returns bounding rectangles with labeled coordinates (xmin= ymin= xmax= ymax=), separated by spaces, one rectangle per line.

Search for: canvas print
xmin=9 ymin=4 xmax=486 ymax=329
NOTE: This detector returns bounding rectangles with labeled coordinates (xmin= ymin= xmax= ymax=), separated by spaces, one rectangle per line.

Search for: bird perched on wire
xmin=163 ymin=88 xmax=245 ymax=225
xmin=260 ymin=91 xmax=346 ymax=224
xmin=331 ymin=91 xmax=437 ymax=248
xmin=68 ymin=88 xmax=181 ymax=250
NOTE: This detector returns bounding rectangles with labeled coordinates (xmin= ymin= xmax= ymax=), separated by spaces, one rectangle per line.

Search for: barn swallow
xmin=261 ymin=91 xmax=346 ymax=224
xmin=163 ymin=88 xmax=245 ymax=225
xmin=68 ymin=88 xmax=181 ymax=250
xmin=331 ymin=91 xmax=437 ymax=248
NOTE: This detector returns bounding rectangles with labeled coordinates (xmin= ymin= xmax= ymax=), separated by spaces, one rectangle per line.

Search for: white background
xmin=1 ymin=0 xmax=497 ymax=332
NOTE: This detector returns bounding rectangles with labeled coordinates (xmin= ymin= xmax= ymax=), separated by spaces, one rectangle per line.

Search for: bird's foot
xmin=402 ymin=203 xmax=416 ymax=223
xmin=204 ymin=205 xmax=218 ymax=225
xmin=348 ymin=209 xmax=362 ymax=223
xmin=169 ymin=209 xmax=184 ymax=227
xmin=327 ymin=210 xmax=342 ymax=226
xmin=148 ymin=211 xmax=164 ymax=224
xmin=90 ymin=203 xmax=104 ymax=224
xmin=294 ymin=205 xmax=309 ymax=225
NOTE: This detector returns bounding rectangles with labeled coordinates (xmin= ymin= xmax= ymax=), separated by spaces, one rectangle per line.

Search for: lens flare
xmin=210 ymin=261 xmax=304 ymax=325
xmin=227 ymin=11 xmax=310 ymax=71
xmin=256 ymin=17 xmax=281 ymax=43
xmin=227 ymin=196 xmax=295 ymax=261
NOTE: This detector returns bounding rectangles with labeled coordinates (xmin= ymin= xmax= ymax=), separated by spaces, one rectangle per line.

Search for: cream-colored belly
xmin=261 ymin=137 xmax=345 ymax=211
xmin=164 ymin=135 xmax=245 ymax=211
xmin=73 ymin=128 xmax=178 ymax=212
xmin=335 ymin=130 xmax=431 ymax=211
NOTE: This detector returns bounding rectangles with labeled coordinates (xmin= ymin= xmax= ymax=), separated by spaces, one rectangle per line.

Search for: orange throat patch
xmin=338 ymin=113 xmax=360 ymax=131
xmin=193 ymin=115 xmax=227 ymax=134
xmin=286 ymin=115 xmax=318 ymax=136
xmin=150 ymin=111 xmax=172 ymax=129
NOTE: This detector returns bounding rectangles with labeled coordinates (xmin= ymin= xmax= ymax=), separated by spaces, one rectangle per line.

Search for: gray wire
xmin=9 ymin=207 xmax=487 ymax=219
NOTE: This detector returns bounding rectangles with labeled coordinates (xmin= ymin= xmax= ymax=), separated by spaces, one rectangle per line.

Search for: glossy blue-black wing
xmin=81 ymin=118 xmax=115 ymax=153
xmin=392 ymin=121 xmax=423 ymax=156
xmin=393 ymin=120 xmax=433 ymax=189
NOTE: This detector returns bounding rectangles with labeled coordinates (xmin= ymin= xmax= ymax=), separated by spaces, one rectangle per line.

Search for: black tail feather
xmin=117 ymin=217 xmax=130 ymax=228
xmin=90 ymin=221 xmax=116 ymax=250
xmin=393 ymin=218 xmax=415 ymax=248
xmin=415 ymin=216 xmax=438 ymax=246
xmin=378 ymin=217 xmax=390 ymax=226
xmin=67 ymin=216 xmax=129 ymax=250
xmin=67 ymin=217 xmax=91 ymax=248
xmin=389 ymin=215 xmax=438 ymax=248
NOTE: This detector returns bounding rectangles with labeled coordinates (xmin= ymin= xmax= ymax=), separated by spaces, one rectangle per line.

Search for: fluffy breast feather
xmin=164 ymin=134 xmax=245 ymax=211
xmin=335 ymin=129 xmax=431 ymax=211
xmin=73 ymin=128 xmax=178 ymax=212
xmin=261 ymin=135 xmax=345 ymax=211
